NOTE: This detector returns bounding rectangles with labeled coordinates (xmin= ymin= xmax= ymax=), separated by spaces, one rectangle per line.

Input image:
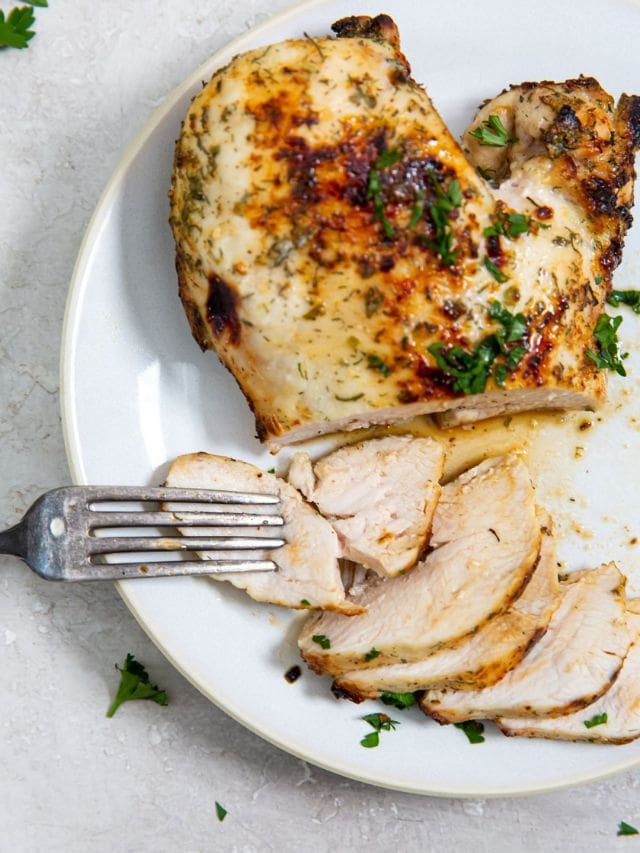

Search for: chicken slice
xmin=288 ymin=436 xmax=444 ymax=577
xmin=164 ymin=452 xmax=361 ymax=613
xmin=498 ymin=603 xmax=640 ymax=744
xmin=298 ymin=454 xmax=540 ymax=675
xmin=421 ymin=563 xmax=630 ymax=723
xmin=333 ymin=518 xmax=559 ymax=700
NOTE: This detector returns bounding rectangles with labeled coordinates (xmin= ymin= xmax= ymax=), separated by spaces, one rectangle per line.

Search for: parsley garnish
xmin=618 ymin=822 xmax=639 ymax=836
xmin=364 ymin=286 xmax=384 ymax=317
xmin=380 ymin=691 xmax=417 ymax=710
xmin=366 ymin=148 xmax=403 ymax=238
xmin=408 ymin=190 xmax=425 ymax=228
xmin=428 ymin=301 xmax=527 ymax=394
xmin=586 ymin=313 xmax=627 ymax=376
xmin=469 ymin=114 xmax=514 ymax=147
xmin=300 ymin=599 xmax=311 ymax=606
xmin=0 ymin=5 xmax=36 ymax=48
xmin=484 ymin=256 xmax=509 ymax=283
xmin=484 ymin=211 xmax=530 ymax=239
xmin=583 ymin=712 xmax=608 ymax=729
xmin=106 ymin=654 xmax=168 ymax=718
xmin=215 ymin=801 xmax=227 ymax=822
xmin=359 ymin=712 xmax=399 ymax=748
xmin=312 ymin=634 xmax=331 ymax=649
xmin=607 ymin=289 xmax=640 ymax=314
xmin=455 ymin=720 xmax=485 ymax=744
xmin=421 ymin=174 xmax=462 ymax=267
xmin=364 ymin=648 xmax=381 ymax=662
xmin=367 ymin=353 xmax=391 ymax=377
xmin=267 ymin=467 xmax=276 ymax=473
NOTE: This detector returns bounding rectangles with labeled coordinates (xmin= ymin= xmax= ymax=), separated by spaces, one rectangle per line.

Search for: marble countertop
xmin=2 ymin=2 xmax=640 ymax=850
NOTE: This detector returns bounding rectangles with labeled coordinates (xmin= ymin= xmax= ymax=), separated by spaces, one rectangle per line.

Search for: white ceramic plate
xmin=61 ymin=0 xmax=640 ymax=796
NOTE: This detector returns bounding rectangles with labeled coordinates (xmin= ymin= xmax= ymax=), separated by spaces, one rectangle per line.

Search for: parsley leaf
xmin=106 ymin=654 xmax=168 ymax=718
xmin=360 ymin=731 xmax=380 ymax=748
xmin=484 ymin=256 xmax=509 ymax=283
xmin=484 ymin=211 xmax=530 ymax=239
xmin=366 ymin=147 xmax=403 ymax=238
xmin=364 ymin=648 xmax=381 ymax=662
xmin=0 ymin=6 xmax=37 ymax=48
xmin=311 ymin=634 xmax=331 ymax=649
xmin=489 ymin=301 xmax=527 ymax=342
xmin=618 ymin=822 xmax=639 ymax=836
xmin=455 ymin=720 xmax=485 ymax=744
xmin=408 ymin=190 xmax=425 ymax=228
xmin=363 ymin=712 xmax=399 ymax=732
xmin=583 ymin=712 xmax=608 ymax=729
xmin=367 ymin=353 xmax=391 ymax=377
xmin=607 ymin=289 xmax=640 ymax=314
xmin=380 ymin=691 xmax=417 ymax=710
xmin=215 ymin=802 xmax=227 ymax=822
xmin=586 ymin=313 xmax=627 ymax=377
xmin=469 ymin=114 xmax=514 ymax=147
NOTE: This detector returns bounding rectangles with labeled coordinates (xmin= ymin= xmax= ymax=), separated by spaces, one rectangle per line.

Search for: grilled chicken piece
xmin=298 ymin=454 xmax=540 ymax=675
xmin=333 ymin=518 xmax=559 ymax=701
xmin=498 ymin=603 xmax=640 ymax=744
xmin=287 ymin=435 xmax=444 ymax=576
xmin=421 ymin=563 xmax=631 ymax=723
xmin=170 ymin=16 xmax=640 ymax=448
xmin=164 ymin=452 xmax=361 ymax=613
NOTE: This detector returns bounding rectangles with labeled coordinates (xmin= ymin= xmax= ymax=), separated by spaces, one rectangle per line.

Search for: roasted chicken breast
xmin=421 ymin=563 xmax=631 ymax=723
xmin=164 ymin=452 xmax=361 ymax=613
xmin=287 ymin=435 xmax=444 ymax=576
xmin=170 ymin=15 xmax=640 ymax=448
xmin=333 ymin=517 xmax=559 ymax=701
xmin=298 ymin=454 xmax=540 ymax=675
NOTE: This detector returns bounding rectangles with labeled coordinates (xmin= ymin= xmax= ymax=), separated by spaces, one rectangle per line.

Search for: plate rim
xmin=59 ymin=0 xmax=640 ymax=797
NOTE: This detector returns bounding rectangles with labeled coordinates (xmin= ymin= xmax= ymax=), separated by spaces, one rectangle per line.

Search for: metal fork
xmin=0 ymin=486 xmax=284 ymax=581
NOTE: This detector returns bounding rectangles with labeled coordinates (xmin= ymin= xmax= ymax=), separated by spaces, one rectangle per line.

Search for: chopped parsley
xmin=583 ymin=712 xmax=608 ymax=729
xmin=311 ymin=634 xmax=331 ymax=649
xmin=215 ymin=801 xmax=227 ymax=822
xmin=380 ymin=691 xmax=417 ymax=710
xmin=454 ymin=720 xmax=485 ymax=744
xmin=106 ymin=654 xmax=168 ymax=718
xmin=0 ymin=3 xmax=45 ymax=49
xmin=300 ymin=599 xmax=311 ymax=606
xmin=618 ymin=822 xmax=639 ymax=836
xmin=364 ymin=648 xmax=381 ymax=662
xmin=421 ymin=174 xmax=462 ymax=267
xmin=469 ymin=114 xmax=514 ymax=147
xmin=484 ymin=211 xmax=530 ymax=239
xmin=408 ymin=190 xmax=425 ymax=228
xmin=586 ymin=313 xmax=627 ymax=377
xmin=360 ymin=712 xmax=399 ymax=747
xmin=607 ymin=289 xmax=640 ymax=314
xmin=267 ymin=467 xmax=276 ymax=474
xmin=428 ymin=301 xmax=528 ymax=394
xmin=367 ymin=353 xmax=391 ymax=377
xmin=297 ymin=362 xmax=308 ymax=380
xmin=364 ymin=286 xmax=384 ymax=317
xmin=366 ymin=147 xmax=403 ymax=238
xmin=484 ymin=256 xmax=509 ymax=283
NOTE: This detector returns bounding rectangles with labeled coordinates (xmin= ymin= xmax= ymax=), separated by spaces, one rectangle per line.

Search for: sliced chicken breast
xmin=333 ymin=519 xmax=559 ymax=700
xmin=498 ymin=603 xmax=640 ymax=744
xmin=298 ymin=454 xmax=540 ymax=675
xmin=421 ymin=563 xmax=630 ymax=723
xmin=164 ymin=452 xmax=361 ymax=613
xmin=288 ymin=435 xmax=444 ymax=576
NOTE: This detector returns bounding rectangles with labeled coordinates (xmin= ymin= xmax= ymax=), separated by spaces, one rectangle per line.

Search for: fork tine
xmin=87 ymin=511 xmax=285 ymax=528
xmin=88 ymin=535 xmax=286 ymax=554
xmin=78 ymin=559 xmax=278 ymax=579
xmin=81 ymin=486 xmax=279 ymax=505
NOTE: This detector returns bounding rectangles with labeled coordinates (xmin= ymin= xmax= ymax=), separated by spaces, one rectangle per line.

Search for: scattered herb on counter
xmin=583 ymin=712 xmax=608 ymax=729
xmin=0 ymin=5 xmax=37 ymax=48
xmin=312 ymin=634 xmax=331 ymax=649
xmin=469 ymin=114 xmax=514 ymax=147
xmin=421 ymin=174 xmax=461 ymax=267
xmin=454 ymin=720 xmax=485 ymax=744
xmin=607 ymin=289 xmax=640 ymax=314
xmin=364 ymin=647 xmax=381 ymax=662
xmin=483 ymin=256 xmax=509 ymax=283
xmin=367 ymin=353 xmax=391 ymax=377
xmin=215 ymin=801 xmax=227 ymax=823
xmin=618 ymin=822 xmax=639 ymax=836
xmin=380 ymin=691 xmax=417 ymax=710
xmin=106 ymin=654 xmax=168 ymax=718
xmin=586 ymin=313 xmax=627 ymax=377
xmin=366 ymin=147 xmax=403 ymax=239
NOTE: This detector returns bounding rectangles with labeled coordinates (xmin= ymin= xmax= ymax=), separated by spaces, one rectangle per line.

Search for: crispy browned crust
xmin=331 ymin=14 xmax=401 ymax=51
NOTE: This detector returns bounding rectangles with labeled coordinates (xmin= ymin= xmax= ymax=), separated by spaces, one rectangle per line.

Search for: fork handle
xmin=0 ymin=520 xmax=27 ymax=559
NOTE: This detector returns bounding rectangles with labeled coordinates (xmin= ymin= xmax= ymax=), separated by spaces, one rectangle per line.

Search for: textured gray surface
xmin=1 ymin=1 xmax=640 ymax=850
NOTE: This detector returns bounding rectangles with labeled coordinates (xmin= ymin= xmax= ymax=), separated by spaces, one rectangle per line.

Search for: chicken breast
xmin=333 ymin=518 xmax=559 ymax=700
xmin=170 ymin=16 xmax=640 ymax=448
xmin=497 ymin=603 xmax=640 ymax=744
xmin=287 ymin=435 xmax=444 ymax=576
xmin=164 ymin=452 xmax=361 ymax=613
xmin=298 ymin=454 xmax=540 ymax=675
xmin=421 ymin=563 xmax=630 ymax=723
